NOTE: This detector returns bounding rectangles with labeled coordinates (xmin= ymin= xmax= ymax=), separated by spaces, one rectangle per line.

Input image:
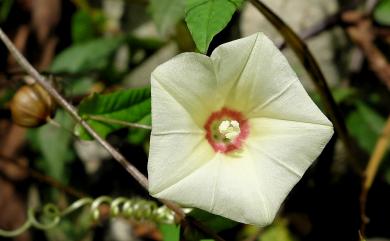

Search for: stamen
xmin=218 ymin=120 xmax=241 ymax=140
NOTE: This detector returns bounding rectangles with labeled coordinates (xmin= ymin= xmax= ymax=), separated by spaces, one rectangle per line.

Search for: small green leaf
xmin=347 ymin=102 xmax=386 ymax=153
xmin=374 ymin=0 xmax=390 ymax=26
xmin=51 ymin=36 xmax=124 ymax=73
xmin=149 ymin=0 xmax=186 ymax=36
xmin=185 ymin=0 xmax=244 ymax=53
xmin=75 ymin=87 xmax=151 ymax=141
xmin=159 ymin=224 xmax=180 ymax=241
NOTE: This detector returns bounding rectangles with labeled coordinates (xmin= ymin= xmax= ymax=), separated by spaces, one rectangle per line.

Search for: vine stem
xmin=87 ymin=115 xmax=152 ymax=130
xmin=0 ymin=27 xmax=184 ymax=220
xmin=360 ymin=115 xmax=390 ymax=236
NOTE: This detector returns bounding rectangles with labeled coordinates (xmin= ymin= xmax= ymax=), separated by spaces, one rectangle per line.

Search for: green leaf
xmin=74 ymin=87 xmax=151 ymax=141
xmin=189 ymin=208 xmax=237 ymax=233
xmin=260 ymin=222 xmax=297 ymax=241
xmin=71 ymin=10 xmax=97 ymax=43
xmin=185 ymin=0 xmax=244 ymax=53
xmin=347 ymin=102 xmax=386 ymax=153
xmin=28 ymin=110 xmax=75 ymax=183
xmin=374 ymin=0 xmax=390 ymax=26
xmin=50 ymin=36 xmax=124 ymax=73
xmin=159 ymin=224 xmax=180 ymax=241
xmin=0 ymin=0 xmax=13 ymax=23
xmin=149 ymin=0 xmax=186 ymax=36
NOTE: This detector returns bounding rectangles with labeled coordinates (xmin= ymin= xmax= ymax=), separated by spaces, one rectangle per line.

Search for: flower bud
xmin=10 ymin=83 xmax=56 ymax=127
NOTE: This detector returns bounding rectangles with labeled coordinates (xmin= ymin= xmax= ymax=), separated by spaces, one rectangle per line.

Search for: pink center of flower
xmin=204 ymin=107 xmax=249 ymax=153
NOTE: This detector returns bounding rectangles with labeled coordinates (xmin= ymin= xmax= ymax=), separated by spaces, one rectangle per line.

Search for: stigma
xmin=218 ymin=120 xmax=241 ymax=140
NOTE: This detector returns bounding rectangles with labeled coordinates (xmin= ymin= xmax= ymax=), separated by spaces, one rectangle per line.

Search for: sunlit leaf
xmin=185 ymin=0 xmax=244 ymax=53
xmin=74 ymin=87 xmax=151 ymax=143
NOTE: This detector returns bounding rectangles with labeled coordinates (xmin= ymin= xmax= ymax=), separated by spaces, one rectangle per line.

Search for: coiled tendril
xmin=0 ymin=196 xmax=175 ymax=237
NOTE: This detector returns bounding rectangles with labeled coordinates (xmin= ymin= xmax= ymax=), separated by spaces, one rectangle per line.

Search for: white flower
xmin=147 ymin=32 xmax=333 ymax=226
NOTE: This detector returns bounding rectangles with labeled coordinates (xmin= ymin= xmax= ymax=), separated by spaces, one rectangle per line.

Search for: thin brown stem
xmin=359 ymin=115 xmax=390 ymax=236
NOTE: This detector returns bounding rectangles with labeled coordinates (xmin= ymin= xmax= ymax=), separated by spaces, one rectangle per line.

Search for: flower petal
xmin=152 ymin=152 xmax=274 ymax=226
xmin=211 ymin=32 xmax=299 ymax=114
xmin=247 ymin=80 xmax=333 ymax=126
xmin=244 ymin=117 xmax=334 ymax=219
xmin=148 ymin=133 xmax=215 ymax=195
xmin=151 ymin=52 xmax=222 ymax=130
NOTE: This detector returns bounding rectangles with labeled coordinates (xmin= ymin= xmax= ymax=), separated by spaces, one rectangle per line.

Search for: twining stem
xmin=87 ymin=115 xmax=152 ymax=130
xmin=0 ymin=28 xmax=227 ymax=241
xmin=249 ymin=0 xmax=360 ymax=174
xmin=360 ymin=115 xmax=390 ymax=235
xmin=0 ymin=196 xmax=174 ymax=237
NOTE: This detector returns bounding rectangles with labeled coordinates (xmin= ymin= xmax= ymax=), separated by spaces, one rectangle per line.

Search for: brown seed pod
xmin=10 ymin=83 xmax=56 ymax=127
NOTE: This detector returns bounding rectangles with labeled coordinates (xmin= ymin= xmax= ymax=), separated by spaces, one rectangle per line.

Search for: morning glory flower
xmin=147 ymin=32 xmax=333 ymax=226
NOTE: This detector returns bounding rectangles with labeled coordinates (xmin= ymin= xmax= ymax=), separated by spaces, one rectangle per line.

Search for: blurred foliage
xmin=189 ymin=209 xmax=238 ymax=233
xmin=374 ymin=0 xmax=390 ymax=25
xmin=149 ymin=0 xmax=186 ymax=36
xmin=260 ymin=221 xmax=297 ymax=241
xmin=28 ymin=110 xmax=75 ymax=185
xmin=347 ymin=101 xmax=386 ymax=153
xmin=51 ymin=36 xmax=125 ymax=74
xmin=0 ymin=0 xmax=13 ymax=23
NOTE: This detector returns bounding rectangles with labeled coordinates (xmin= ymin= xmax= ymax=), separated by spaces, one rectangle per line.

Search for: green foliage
xmin=50 ymin=36 xmax=125 ymax=74
xmin=71 ymin=10 xmax=99 ymax=43
xmin=28 ymin=110 xmax=75 ymax=184
xmin=74 ymin=87 xmax=151 ymax=144
xmin=159 ymin=224 xmax=180 ymax=241
xmin=260 ymin=222 xmax=297 ymax=241
xmin=185 ymin=0 xmax=244 ymax=53
xmin=149 ymin=0 xmax=186 ymax=36
xmin=310 ymin=87 xmax=357 ymax=107
xmin=346 ymin=102 xmax=385 ymax=153
xmin=374 ymin=0 xmax=390 ymax=25
xmin=0 ymin=0 xmax=13 ymax=23
xmin=189 ymin=208 xmax=237 ymax=233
